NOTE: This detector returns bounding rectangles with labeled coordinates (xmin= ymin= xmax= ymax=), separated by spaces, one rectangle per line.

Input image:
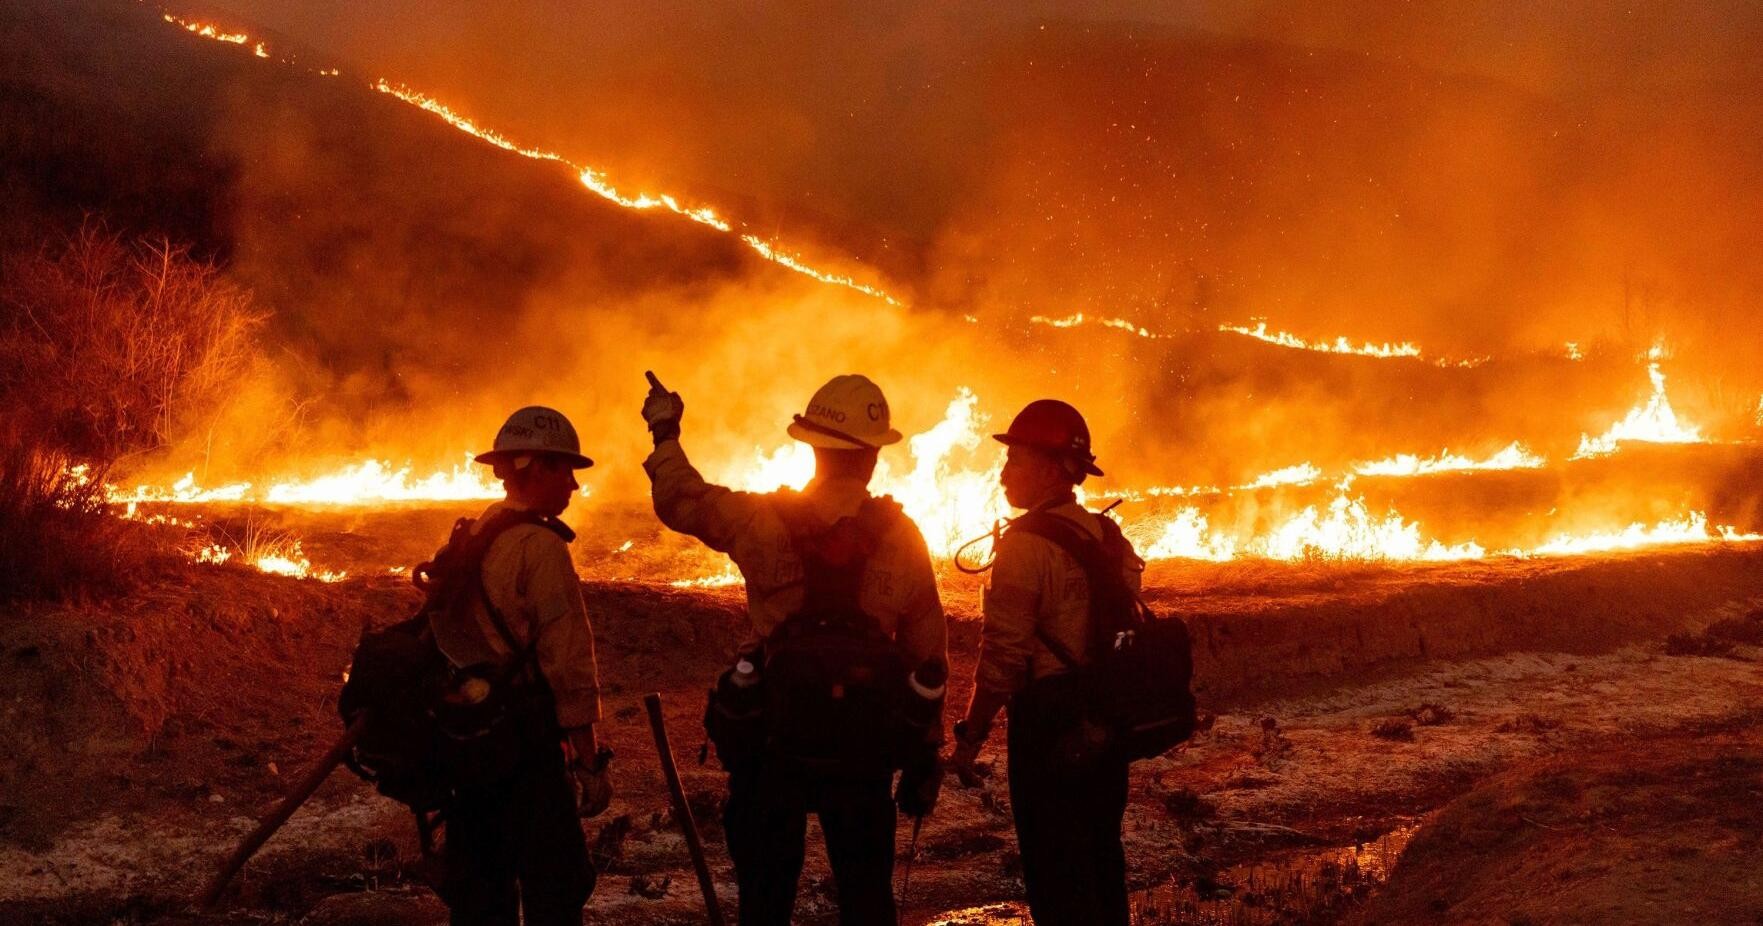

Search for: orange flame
xmin=106 ymin=455 xmax=501 ymax=506
xmin=1028 ymin=313 xmax=1157 ymax=338
xmin=1353 ymin=442 xmax=1546 ymax=478
xmin=161 ymin=12 xmax=899 ymax=305
xmin=1517 ymin=512 xmax=1759 ymax=557
xmin=1573 ymin=346 xmax=1705 ymax=459
xmin=1219 ymin=320 xmax=1423 ymax=358
xmin=192 ymin=539 xmax=346 ymax=582
xmin=146 ymin=8 xmax=1763 ymax=572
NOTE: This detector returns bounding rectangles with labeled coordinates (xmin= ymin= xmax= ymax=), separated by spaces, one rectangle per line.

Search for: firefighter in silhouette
xmin=949 ymin=399 xmax=1146 ymax=926
xmin=642 ymin=372 xmax=947 ymax=926
xmin=426 ymin=406 xmax=611 ymax=926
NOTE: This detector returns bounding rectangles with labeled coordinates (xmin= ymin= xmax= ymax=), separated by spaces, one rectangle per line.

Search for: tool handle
xmin=196 ymin=714 xmax=369 ymax=910
xmin=645 ymin=692 xmax=726 ymax=926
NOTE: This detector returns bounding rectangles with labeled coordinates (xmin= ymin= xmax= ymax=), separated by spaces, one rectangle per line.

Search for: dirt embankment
xmin=1347 ymin=718 xmax=1763 ymax=925
xmin=1155 ymin=548 xmax=1763 ymax=707
xmin=3 ymin=547 xmax=1762 ymax=924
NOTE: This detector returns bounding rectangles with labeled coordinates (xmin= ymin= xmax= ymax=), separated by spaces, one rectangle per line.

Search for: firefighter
xmin=429 ymin=406 xmax=611 ymax=926
xmin=641 ymin=372 xmax=947 ymax=926
xmin=948 ymin=399 xmax=1143 ymax=926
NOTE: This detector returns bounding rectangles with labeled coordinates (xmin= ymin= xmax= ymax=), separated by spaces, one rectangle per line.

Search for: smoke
xmin=8 ymin=0 xmax=1763 ymax=504
xmin=202 ymin=1 xmax=1763 ymax=359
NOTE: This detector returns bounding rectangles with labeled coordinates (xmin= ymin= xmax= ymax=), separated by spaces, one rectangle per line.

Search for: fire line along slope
xmin=1 ymin=0 xmax=912 ymax=480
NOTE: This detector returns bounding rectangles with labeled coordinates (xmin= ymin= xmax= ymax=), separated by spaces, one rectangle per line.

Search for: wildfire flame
xmin=1573 ymin=346 xmax=1705 ymax=459
xmin=106 ymin=455 xmax=501 ymax=506
xmin=1028 ymin=313 xmax=1157 ymax=338
xmin=143 ymin=8 xmax=1763 ymax=576
xmin=1219 ymin=320 xmax=1424 ymax=359
xmin=160 ymin=12 xmax=901 ymax=305
xmin=730 ymin=388 xmax=1007 ymax=558
xmin=669 ymin=565 xmax=744 ymax=589
xmin=162 ymin=13 xmax=246 ymax=45
xmin=1353 ymin=442 xmax=1546 ymax=478
xmin=192 ymin=539 xmax=345 ymax=582
xmin=1517 ymin=512 xmax=1761 ymax=557
xmin=1240 ymin=463 xmax=1325 ymax=490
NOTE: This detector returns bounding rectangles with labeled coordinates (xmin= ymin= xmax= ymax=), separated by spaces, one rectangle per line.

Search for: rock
xmin=629 ymin=873 xmax=672 ymax=899
xmin=1407 ymin=703 xmax=1455 ymax=726
xmin=1371 ymin=719 xmax=1414 ymax=741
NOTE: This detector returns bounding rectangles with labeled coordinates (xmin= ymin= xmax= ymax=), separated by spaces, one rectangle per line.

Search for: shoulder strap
xmin=432 ymin=509 xmax=572 ymax=675
xmin=1006 ymin=510 xmax=1137 ymax=671
xmin=770 ymin=492 xmax=899 ymax=635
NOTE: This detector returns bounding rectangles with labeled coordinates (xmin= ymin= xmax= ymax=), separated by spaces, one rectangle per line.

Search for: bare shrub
xmin=0 ymin=222 xmax=264 ymax=600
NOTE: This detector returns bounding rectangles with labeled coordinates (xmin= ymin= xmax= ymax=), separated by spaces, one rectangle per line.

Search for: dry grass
xmin=0 ymin=221 xmax=263 ymax=600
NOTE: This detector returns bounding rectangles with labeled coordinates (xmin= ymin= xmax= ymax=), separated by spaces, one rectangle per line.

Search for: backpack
xmin=1008 ymin=510 xmax=1197 ymax=763
xmin=337 ymin=508 xmax=569 ymax=810
xmin=758 ymin=495 xmax=911 ymax=773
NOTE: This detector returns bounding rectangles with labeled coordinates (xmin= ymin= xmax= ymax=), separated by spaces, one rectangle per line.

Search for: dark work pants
xmin=723 ymin=757 xmax=897 ymax=926
xmin=1007 ymin=705 xmax=1131 ymax=926
xmin=441 ymin=742 xmax=594 ymax=926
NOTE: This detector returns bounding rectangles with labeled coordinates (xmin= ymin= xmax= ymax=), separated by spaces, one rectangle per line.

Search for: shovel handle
xmin=646 ymin=692 xmax=725 ymax=926
xmin=196 ymin=714 xmax=369 ymax=910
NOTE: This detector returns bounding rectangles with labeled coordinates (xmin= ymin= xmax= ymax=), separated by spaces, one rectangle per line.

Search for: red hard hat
xmin=993 ymin=399 xmax=1104 ymax=476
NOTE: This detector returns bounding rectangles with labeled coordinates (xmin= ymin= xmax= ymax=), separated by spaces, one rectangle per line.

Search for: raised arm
xmin=639 ymin=370 xmax=768 ymax=553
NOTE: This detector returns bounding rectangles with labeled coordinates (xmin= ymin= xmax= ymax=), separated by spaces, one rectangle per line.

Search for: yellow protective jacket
xmin=644 ymin=439 xmax=947 ymax=674
xmin=972 ymin=500 xmax=1144 ymax=701
xmin=429 ymin=500 xmax=602 ymax=729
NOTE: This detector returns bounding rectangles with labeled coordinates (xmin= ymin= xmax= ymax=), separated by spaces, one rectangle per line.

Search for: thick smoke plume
xmin=7 ymin=0 xmax=1762 ymax=508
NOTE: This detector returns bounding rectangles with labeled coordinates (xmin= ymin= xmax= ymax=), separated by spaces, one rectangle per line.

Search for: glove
xmin=572 ymin=746 xmax=614 ymax=818
xmin=896 ymin=751 xmax=944 ymax=817
xmin=643 ymin=371 xmax=684 ymax=444
xmin=946 ymin=721 xmax=988 ymax=788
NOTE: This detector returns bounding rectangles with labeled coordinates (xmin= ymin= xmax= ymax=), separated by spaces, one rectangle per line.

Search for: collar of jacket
xmin=800 ymin=475 xmax=873 ymax=519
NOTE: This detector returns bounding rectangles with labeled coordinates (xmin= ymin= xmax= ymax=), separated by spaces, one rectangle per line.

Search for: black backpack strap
xmin=1005 ymin=510 xmax=1137 ymax=671
xmin=435 ymin=508 xmax=574 ymax=682
xmin=770 ymin=493 xmax=901 ymax=637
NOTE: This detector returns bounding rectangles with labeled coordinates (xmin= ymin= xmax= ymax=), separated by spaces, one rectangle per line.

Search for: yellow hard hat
xmin=474 ymin=406 xmax=594 ymax=468
xmin=786 ymin=375 xmax=904 ymax=450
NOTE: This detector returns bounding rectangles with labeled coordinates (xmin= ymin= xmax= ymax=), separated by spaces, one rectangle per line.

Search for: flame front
xmin=1353 ymin=443 xmax=1546 ymax=478
xmin=1574 ymin=347 xmax=1705 ymax=459
xmin=135 ymin=8 xmax=1763 ymax=581
xmin=1519 ymin=512 xmax=1760 ymax=557
xmin=1219 ymin=320 xmax=1424 ymax=359
xmin=162 ymin=13 xmax=901 ymax=306
xmin=109 ymin=454 xmax=501 ymax=506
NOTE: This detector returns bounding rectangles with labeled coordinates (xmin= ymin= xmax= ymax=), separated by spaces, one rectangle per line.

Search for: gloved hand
xmin=643 ymin=371 xmax=684 ymax=444
xmin=946 ymin=722 xmax=988 ymax=788
xmin=896 ymin=750 xmax=944 ymax=817
xmin=572 ymin=746 xmax=614 ymax=818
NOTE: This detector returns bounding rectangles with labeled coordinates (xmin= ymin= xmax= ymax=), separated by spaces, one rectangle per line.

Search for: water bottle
xmin=708 ymin=653 xmax=765 ymax=770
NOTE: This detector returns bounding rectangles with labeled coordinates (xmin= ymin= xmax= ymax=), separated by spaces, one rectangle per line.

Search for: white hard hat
xmin=785 ymin=374 xmax=903 ymax=450
xmin=474 ymin=406 xmax=594 ymax=468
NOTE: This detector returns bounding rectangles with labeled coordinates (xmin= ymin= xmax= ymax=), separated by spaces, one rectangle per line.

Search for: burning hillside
xmin=1 ymin=1 xmax=1752 ymax=589
xmin=6 ymin=4 xmax=1763 ymax=922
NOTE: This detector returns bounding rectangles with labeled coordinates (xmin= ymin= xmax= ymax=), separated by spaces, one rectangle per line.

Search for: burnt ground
xmin=1 ymin=548 xmax=1761 ymax=925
